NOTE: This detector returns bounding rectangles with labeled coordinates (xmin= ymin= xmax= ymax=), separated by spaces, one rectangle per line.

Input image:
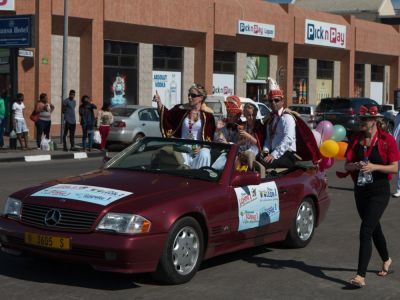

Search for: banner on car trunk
xmin=234 ymin=181 xmax=279 ymax=231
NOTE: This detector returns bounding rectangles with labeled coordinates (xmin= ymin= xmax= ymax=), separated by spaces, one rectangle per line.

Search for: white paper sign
xmin=235 ymin=181 xmax=280 ymax=231
xmin=31 ymin=184 xmax=133 ymax=206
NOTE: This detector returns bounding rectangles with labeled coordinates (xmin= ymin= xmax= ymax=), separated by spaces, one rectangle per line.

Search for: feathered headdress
xmin=267 ymin=77 xmax=284 ymax=99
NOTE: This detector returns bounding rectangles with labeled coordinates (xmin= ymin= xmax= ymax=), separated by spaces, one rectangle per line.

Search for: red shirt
xmin=345 ymin=128 xmax=400 ymax=182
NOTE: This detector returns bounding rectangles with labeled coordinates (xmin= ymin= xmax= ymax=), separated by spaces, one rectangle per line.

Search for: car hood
xmin=17 ymin=169 xmax=218 ymax=212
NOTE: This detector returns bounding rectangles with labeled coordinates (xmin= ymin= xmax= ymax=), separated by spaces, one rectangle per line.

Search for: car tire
xmin=153 ymin=217 xmax=204 ymax=284
xmin=133 ymin=133 xmax=145 ymax=143
xmin=284 ymin=197 xmax=316 ymax=248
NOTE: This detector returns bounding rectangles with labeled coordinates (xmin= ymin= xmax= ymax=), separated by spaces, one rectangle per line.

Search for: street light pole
xmin=60 ymin=0 xmax=68 ymax=143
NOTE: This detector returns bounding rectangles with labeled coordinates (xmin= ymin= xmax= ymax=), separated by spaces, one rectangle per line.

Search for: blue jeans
xmin=82 ymin=125 xmax=94 ymax=150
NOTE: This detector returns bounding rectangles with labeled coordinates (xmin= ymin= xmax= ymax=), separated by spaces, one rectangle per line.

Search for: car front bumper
xmin=0 ymin=217 xmax=167 ymax=274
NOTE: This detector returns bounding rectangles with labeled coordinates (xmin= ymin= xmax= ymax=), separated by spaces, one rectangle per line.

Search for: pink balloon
xmin=316 ymin=121 xmax=334 ymax=141
xmin=319 ymin=157 xmax=334 ymax=171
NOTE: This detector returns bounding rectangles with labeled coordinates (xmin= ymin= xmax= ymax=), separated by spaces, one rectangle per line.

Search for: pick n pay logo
xmin=305 ymin=19 xmax=346 ymax=48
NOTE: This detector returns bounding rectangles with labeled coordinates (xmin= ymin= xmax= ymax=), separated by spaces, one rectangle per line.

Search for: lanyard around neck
xmin=362 ymin=131 xmax=378 ymax=161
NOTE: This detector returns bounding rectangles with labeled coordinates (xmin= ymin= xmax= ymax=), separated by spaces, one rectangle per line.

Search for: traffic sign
xmin=18 ymin=49 xmax=33 ymax=58
xmin=0 ymin=15 xmax=33 ymax=48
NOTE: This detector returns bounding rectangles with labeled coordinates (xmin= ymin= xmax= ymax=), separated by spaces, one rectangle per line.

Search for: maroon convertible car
xmin=0 ymin=137 xmax=330 ymax=284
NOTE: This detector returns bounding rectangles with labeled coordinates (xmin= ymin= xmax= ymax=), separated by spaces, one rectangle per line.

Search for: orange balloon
xmin=335 ymin=141 xmax=348 ymax=160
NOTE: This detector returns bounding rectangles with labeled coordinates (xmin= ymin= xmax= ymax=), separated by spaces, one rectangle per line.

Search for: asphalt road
xmin=0 ymin=158 xmax=399 ymax=299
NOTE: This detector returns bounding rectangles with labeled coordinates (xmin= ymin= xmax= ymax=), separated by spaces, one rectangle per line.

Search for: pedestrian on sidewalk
xmin=96 ymin=101 xmax=113 ymax=150
xmin=79 ymin=95 xmax=97 ymax=151
xmin=0 ymin=90 xmax=5 ymax=148
xmin=62 ymin=89 xmax=76 ymax=151
xmin=391 ymin=111 xmax=400 ymax=197
xmin=11 ymin=93 xmax=29 ymax=149
xmin=35 ymin=93 xmax=55 ymax=149
xmin=344 ymin=105 xmax=399 ymax=287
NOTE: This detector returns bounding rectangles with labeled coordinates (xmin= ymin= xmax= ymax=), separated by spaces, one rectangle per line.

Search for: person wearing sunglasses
xmin=259 ymin=78 xmax=297 ymax=169
xmin=342 ymin=104 xmax=399 ymax=287
xmin=153 ymin=83 xmax=215 ymax=168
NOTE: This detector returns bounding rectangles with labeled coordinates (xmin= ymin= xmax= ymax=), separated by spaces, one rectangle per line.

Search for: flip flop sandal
xmin=377 ymin=269 xmax=394 ymax=276
xmin=349 ymin=277 xmax=366 ymax=288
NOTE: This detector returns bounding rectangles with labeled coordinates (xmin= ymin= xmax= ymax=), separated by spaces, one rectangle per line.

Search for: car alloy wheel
xmin=171 ymin=226 xmax=200 ymax=275
xmin=154 ymin=216 xmax=204 ymax=284
xmin=285 ymin=198 xmax=316 ymax=248
xmin=296 ymin=200 xmax=315 ymax=241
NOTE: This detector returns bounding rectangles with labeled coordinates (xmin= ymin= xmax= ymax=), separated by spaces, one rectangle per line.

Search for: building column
xmin=333 ymin=60 xmax=341 ymax=97
xmin=340 ymin=53 xmax=354 ymax=97
xmin=364 ymin=64 xmax=371 ymax=98
xmin=138 ymin=43 xmax=153 ymax=106
xmin=183 ymin=47 xmax=195 ymax=99
xmin=236 ymin=52 xmax=246 ymax=97
xmin=269 ymin=55 xmax=278 ymax=81
xmin=389 ymin=58 xmax=400 ymax=104
xmin=34 ymin=0 xmax=52 ymax=136
xmin=80 ymin=17 xmax=103 ymax=107
xmin=308 ymin=58 xmax=317 ymax=104
xmin=278 ymin=43 xmax=294 ymax=105
xmin=384 ymin=65 xmax=390 ymax=104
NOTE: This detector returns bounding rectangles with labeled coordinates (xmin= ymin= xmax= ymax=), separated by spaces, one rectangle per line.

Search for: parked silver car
xmin=288 ymin=104 xmax=316 ymax=129
xmin=107 ymin=105 xmax=161 ymax=145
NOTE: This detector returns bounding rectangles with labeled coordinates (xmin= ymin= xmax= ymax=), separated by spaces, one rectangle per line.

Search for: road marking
xmin=24 ymin=155 xmax=51 ymax=162
xmin=74 ymin=153 xmax=88 ymax=159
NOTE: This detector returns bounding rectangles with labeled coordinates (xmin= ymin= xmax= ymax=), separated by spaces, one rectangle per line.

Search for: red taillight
xmin=346 ymin=108 xmax=355 ymax=115
xmin=113 ymin=121 xmax=126 ymax=128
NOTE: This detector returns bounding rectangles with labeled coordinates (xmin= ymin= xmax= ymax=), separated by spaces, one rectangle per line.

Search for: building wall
xmin=10 ymin=0 xmax=400 ymax=138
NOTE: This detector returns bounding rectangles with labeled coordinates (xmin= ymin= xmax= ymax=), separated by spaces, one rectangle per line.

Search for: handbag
xmin=30 ymin=110 xmax=40 ymax=122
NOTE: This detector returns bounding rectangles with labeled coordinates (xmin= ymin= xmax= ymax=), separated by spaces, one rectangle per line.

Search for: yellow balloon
xmin=320 ymin=140 xmax=339 ymax=158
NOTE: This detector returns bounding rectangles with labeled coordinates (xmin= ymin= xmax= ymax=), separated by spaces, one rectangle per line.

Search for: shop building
xmin=1 ymin=0 xmax=400 ymax=138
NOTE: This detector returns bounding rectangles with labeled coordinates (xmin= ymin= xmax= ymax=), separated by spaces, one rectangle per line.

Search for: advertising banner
xmin=237 ymin=20 xmax=275 ymax=39
xmin=0 ymin=0 xmax=14 ymax=11
xmin=152 ymin=71 xmax=181 ymax=109
xmin=213 ymin=73 xmax=234 ymax=97
xmin=316 ymin=79 xmax=332 ymax=104
xmin=305 ymin=19 xmax=346 ymax=49
xmin=104 ymin=68 xmax=137 ymax=107
xmin=234 ymin=182 xmax=280 ymax=231
xmin=246 ymin=56 xmax=268 ymax=82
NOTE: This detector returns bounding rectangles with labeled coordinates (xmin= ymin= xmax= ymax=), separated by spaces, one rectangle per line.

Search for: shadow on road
xmin=0 ymin=253 xmax=155 ymax=290
xmin=328 ymin=185 xmax=354 ymax=192
xmin=243 ymin=255 xmax=361 ymax=288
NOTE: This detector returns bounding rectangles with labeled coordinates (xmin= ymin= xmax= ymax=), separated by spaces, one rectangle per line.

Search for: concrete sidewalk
xmin=0 ymin=136 xmax=106 ymax=163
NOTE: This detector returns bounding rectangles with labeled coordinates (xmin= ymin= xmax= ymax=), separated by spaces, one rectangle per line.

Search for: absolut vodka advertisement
xmin=152 ymin=71 xmax=182 ymax=109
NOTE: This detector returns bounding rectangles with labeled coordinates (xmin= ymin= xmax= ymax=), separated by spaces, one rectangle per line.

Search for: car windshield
xmin=289 ymin=106 xmax=311 ymax=114
xmin=381 ymin=105 xmax=392 ymax=112
xmin=317 ymin=98 xmax=350 ymax=111
xmin=111 ymin=107 xmax=137 ymax=117
xmin=105 ymin=137 xmax=232 ymax=182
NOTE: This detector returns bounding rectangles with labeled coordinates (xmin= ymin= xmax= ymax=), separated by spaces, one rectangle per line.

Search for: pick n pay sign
xmin=305 ymin=19 xmax=346 ymax=49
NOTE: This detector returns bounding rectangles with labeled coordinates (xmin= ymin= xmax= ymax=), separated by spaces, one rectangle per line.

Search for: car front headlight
xmin=2 ymin=197 xmax=22 ymax=219
xmin=96 ymin=213 xmax=151 ymax=234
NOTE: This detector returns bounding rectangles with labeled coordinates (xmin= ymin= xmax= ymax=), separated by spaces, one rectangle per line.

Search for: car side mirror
xmin=231 ymin=171 xmax=261 ymax=187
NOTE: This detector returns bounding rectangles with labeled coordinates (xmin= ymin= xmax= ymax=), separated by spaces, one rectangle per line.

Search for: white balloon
xmin=312 ymin=129 xmax=322 ymax=147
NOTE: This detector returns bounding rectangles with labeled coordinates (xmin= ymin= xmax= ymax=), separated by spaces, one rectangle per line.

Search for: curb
xmin=0 ymin=151 xmax=105 ymax=163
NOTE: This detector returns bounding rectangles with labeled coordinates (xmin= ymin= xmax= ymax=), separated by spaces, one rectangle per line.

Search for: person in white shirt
xmin=260 ymin=78 xmax=297 ymax=169
xmin=11 ymin=93 xmax=29 ymax=149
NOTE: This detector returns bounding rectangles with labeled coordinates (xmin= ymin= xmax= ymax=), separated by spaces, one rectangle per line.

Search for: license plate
xmin=24 ymin=232 xmax=71 ymax=250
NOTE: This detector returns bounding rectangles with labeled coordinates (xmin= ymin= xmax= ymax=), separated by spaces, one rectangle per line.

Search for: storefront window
xmin=104 ymin=40 xmax=138 ymax=107
xmin=371 ymin=65 xmax=384 ymax=82
xmin=293 ymin=58 xmax=308 ymax=104
xmin=153 ymin=45 xmax=183 ymax=71
xmin=214 ymin=51 xmax=236 ymax=74
xmin=354 ymin=64 xmax=364 ymax=97
xmin=316 ymin=60 xmax=334 ymax=103
xmin=246 ymin=55 xmax=268 ymax=101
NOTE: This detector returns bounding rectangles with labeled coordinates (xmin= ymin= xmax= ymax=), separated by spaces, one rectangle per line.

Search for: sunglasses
xmin=268 ymin=98 xmax=282 ymax=103
xmin=188 ymin=93 xmax=201 ymax=98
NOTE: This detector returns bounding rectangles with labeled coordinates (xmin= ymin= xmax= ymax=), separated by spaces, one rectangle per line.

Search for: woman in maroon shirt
xmin=344 ymin=105 xmax=399 ymax=287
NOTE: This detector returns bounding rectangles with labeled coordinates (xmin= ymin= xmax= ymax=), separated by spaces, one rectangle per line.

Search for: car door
xmin=137 ymin=108 xmax=161 ymax=137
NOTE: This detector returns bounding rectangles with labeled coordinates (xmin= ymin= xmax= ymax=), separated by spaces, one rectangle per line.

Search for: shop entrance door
xmin=246 ymin=83 xmax=267 ymax=102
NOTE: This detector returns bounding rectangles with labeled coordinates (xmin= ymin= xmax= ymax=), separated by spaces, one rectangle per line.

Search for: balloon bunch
xmin=312 ymin=121 xmax=348 ymax=171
